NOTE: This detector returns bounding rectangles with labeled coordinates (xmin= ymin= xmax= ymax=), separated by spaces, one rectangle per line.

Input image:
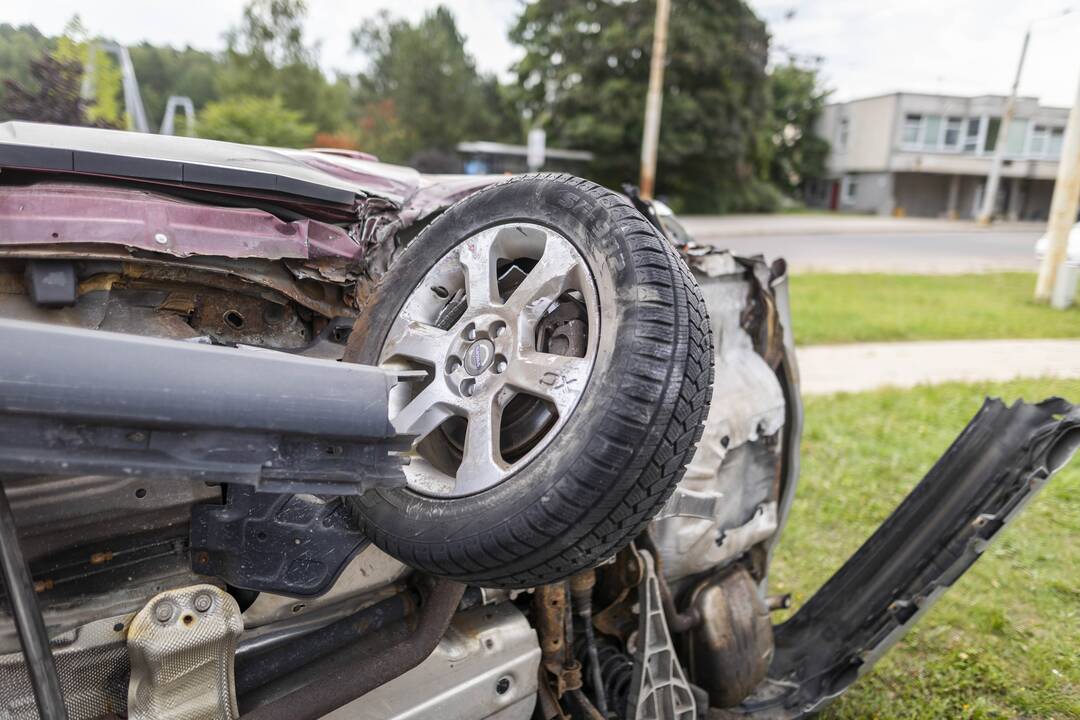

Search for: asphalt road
xmin=680 ymin=215 xmax=1044 ymax=273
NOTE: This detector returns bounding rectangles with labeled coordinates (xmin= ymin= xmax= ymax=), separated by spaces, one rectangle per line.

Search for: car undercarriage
xmin=0 ymin=122 xmax=1077 ymax=720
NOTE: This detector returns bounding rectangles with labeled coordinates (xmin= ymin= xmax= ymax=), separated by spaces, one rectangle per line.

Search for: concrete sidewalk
xmin=798 ymin=339 xmax=1080 ymax=395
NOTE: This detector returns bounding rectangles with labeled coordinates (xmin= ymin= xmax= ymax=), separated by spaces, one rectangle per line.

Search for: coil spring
xmin=575 ymin=634 xmax=634 ymax=716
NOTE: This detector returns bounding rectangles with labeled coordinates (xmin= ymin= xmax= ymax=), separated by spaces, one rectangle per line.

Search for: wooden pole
xmin=977 ymin=30 xmax=1030 ymax=226
xmin=1035 ymin=73 xmax=1080 ymax=308
xmin=639 ymin=0 xmax=671 ymax=200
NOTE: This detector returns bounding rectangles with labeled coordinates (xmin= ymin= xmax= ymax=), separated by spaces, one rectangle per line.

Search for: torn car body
xmin=0 ymin=122 xmax=1076 ymax=720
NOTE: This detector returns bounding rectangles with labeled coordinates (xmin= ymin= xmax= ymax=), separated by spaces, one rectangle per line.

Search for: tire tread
xmin=349 ymin=173 xmax=713 ymax=587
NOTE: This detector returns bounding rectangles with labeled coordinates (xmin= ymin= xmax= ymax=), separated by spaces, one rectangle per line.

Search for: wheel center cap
xmin=463 ymin=339 xmax=496 ymax=376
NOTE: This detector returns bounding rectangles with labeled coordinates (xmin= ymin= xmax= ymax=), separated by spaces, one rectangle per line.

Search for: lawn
xmin=770 ymin=378 xmax=1080 ymax=719
xmin=789 ymin=273 xmax=1080 ymax=345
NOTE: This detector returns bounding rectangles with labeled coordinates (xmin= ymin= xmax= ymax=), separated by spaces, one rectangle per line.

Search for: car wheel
xmin=344 ymin=173 xmax=713 ymax=588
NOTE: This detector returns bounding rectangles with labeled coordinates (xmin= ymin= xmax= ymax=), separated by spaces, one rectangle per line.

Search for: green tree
xmin=353 ymin=98 xmax=413 ymax=163
xmin=53 ymin=16 xmax=124 ymax=128
xmin=226 ymin=0 xmax=311 ymax=67
xmin=765 ymin=63 xmax=829 ymax=198
xmin=41 ymin=16 xmax=125 ymax=128
xmin=1 ymin=54 xmax=89 ymax=126
xmin=351 ymin=7 xmax=519 ymax=166
xmin=0 ymin=24 xmax=56 ymax=121
xmin=510 ymin=0 xmax=772 ymax=212
xmin=197 ymin=95 xmax=315 ymax=147
xmin=0 ymin=19 xmax=123 ymax=129
xmin=128 ymin=43 xmax=221 ymax=130
xmin=219 ymin=0 xmax=349 ymax=134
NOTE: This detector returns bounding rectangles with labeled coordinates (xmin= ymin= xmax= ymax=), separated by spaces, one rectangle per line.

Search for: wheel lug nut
xmin=463 ymin=323 xmax=477 ymax=341
xmin=446 ymin=355 xmax=461 ymax=373
xmin=490 ymin=321 xmax=506 ymax=338
xmin=493 ymin=356 xmax=508 ymax=374
xmin=460 ymin=378 xmax=475 ymax=397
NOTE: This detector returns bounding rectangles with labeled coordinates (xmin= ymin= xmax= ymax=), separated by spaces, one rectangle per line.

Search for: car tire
xmin=344 ymin=173 xmax=713 ymax=588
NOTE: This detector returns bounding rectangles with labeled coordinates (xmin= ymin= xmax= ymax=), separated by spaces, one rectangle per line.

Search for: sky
xmin=4 ymin=0 xmax=1080 ymax=108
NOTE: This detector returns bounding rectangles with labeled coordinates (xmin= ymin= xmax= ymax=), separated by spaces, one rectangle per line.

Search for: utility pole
xmin=1034 ymin=72 xmax=1080 ymax=309
xmin=639 ymin=0 xmax=672 ymax=200
xmin=977 ymin=30 xmax=1030 ymax=226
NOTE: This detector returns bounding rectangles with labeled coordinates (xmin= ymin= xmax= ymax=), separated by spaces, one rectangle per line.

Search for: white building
xmin=809 ymin=92 xmax=1070 ymax=220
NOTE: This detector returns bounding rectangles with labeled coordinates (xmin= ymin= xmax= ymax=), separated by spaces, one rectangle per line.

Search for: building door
xmin=828 ymin=181 xmax=840 ymax=211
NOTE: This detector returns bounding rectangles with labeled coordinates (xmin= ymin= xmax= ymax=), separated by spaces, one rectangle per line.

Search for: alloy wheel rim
xmin=379 ymin=222 xmax=600 ymax=498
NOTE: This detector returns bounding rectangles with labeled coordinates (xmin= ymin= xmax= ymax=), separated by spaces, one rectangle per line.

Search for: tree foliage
xmin=218 ymin=0 xmax=350 ymax=134
xmin=510 ymin=0 xmax=773 ymax=212
xmin=197 ymin=95 xmax=315 ymax=147
xmin=351 ymin=7 xmax=518 ymax=166
xmin=1 ymin=54 xmax=90 ymax=126
xmin=0 ymin=2 xmax=831 ymax=213
xmin=0 ymin=18 xmax=121 ymax=129
xmin=53 ymin=17 xmax=124 ymax=128
xmin=227 ymin=0 xmax=311 ymax=67
xmin=128 ymin=44 xmax=221 ymax=130
xmin=0 ymin=24 xmax=55 ymax=121
xmin=765 ymin=63 xmax=829 ymax=196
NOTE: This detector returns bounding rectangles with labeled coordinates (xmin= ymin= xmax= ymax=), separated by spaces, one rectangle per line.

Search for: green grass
xmin=790 ymin=273 xmax=1080 ymax=345
xmin=770 ymin=378 xmax=1080 ymax=719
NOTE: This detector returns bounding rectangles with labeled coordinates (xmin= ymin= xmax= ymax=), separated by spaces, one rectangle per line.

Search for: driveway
xmin=681 ymin=214 xmax=1043 ymax=274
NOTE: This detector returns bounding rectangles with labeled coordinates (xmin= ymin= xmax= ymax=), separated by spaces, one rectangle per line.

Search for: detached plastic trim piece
xmin=736 ymin=397 xmax=1079 ymax=719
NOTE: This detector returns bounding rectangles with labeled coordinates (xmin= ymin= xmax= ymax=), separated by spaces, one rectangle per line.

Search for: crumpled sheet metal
xmin=0 ymin=183 xmax=360 ymax=261
xmin=127 ymin=584 xmax=243 ymax=720
xmin=653 ymin=253 xmax=786 ymax=582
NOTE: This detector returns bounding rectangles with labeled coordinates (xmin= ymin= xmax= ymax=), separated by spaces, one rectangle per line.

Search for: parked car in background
xmin=1035 ymin=221 xmax=1080 ymax=266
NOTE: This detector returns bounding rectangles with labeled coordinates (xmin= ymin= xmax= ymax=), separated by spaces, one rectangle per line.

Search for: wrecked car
xmin=0 ymin=121 xmax=1076 ymax=720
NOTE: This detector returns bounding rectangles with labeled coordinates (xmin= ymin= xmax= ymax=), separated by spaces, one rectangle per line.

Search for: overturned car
xmin=0 ymin=122 xmax=1076 ymax=720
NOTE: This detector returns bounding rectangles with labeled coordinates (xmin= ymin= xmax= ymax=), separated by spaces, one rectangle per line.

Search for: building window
xmin=1005 ymin=118 xmax=1029 ymax=155
xmin=902 ymin=113 xmax=949 ymax=150
xmin=837 ymin=116 xmax=850 ymax=150
xmin=944 ymin=117 xmax=963 ymax=149
xmin=963 ymin=117 xmax=981 ymax=153
xmin=841 ymin=175 xmax=858 ymax=204
xmin=984 ymin=117 xmax=1001 ymax=153
xmin=1030 ymin=125 xmax=1048 ymax=155
xmin=923 ymin=115 xmax=943 ymax=148
xmin=1048 ymin=127 xmax=1065 ymax=157
xmin=901 ymin=114 xmax=923 ymax=146
xmin=1029 ymin=125 xmax=1065 ymax=157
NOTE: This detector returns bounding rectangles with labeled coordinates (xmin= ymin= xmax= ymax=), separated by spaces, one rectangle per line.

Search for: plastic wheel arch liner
xmin=732 ymin=397 xmax=1079 ymax=719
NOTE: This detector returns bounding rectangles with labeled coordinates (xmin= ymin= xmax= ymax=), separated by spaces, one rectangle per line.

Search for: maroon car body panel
xmin=0 ymin=183 xmax=362 ymax=261
xmin=0 ymin=123 xmax=504 ymax=264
